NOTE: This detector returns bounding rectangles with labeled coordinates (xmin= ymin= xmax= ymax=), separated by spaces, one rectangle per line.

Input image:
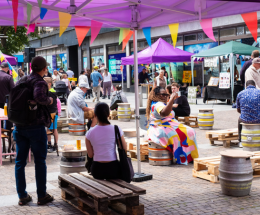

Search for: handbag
xmin=110 ymin=91 xmax=123 ymax=110
xmin=85 ymin=154 xmax=93 ymax=173
xmin=114 ymin=125 xmax=134 ymax=183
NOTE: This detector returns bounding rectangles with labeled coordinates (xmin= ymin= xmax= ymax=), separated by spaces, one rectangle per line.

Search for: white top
xmin=103 ymin=73 xmax=112 ymax=82
xmin=156 ymin=76 xmax=167 ymax=86
xmin=62 ymin=78 xmax=69 ymax=86
xmin=79 ymin=74 xmax=89 ymax=87
xmin=66 ymin=70 xmax=74 ymax=78
xmin=86 ymin=125 xmax=124 ymax=162
xmin=52 ymin=74 xmax=60 ymax=87
xmin=67 ymin=87 xmax=86 ymax=124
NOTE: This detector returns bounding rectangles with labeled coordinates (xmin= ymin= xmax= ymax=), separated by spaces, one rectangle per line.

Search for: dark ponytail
xmin=94 ymin=102 xmax=110 ymax=124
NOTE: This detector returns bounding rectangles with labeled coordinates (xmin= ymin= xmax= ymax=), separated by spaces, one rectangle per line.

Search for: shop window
xmin=184 ymin=34 xmax=197 ymax=41
xmin=177 ymin=36 xmax=183 ymax=43
xmin=245 ymin=24 xmax=260 ymax=34
xmin=100 ymin=47 xmax=104 ymax=53
xmin=220 ymin=28 xmax=236 ymax=37
xmin=95 ymin=48 xmax=100 ymax=54
xmin=198 ymin=33 xmax=203 ymax=41
xmin=91 ymin=49 xmax=95 ymax=54
xmin=108 ymin=46 xmax=116 ymax=52
xmin=138 ymin=41 xmax=145 ymax=48
xmin=237 ymin=26 xmax=244 ymax=35
xmin=204 ymin=31 xmax=218 ymax=40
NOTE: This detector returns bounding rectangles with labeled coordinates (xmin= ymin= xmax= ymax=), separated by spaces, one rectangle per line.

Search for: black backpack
xmin=110 ymin=91 xmax=123 ymax=110
xmin=8 ymin=76 xmax=39 ymax=125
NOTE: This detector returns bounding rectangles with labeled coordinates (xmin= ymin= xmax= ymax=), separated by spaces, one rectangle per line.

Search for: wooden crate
xmin=192 ymin=152 xmax=260 ymax=183
xmin=126 ymin=139 xmax=149 ymax=162
xmin=59 ymin=172 xmax=146 ymax=215
xmin=206 ymin=128 xmax=238 ymax=147
xmin=57 ymin=118 xmax=69 ymax=133
xmin=176 ymin=115 xmax=199 ymax=128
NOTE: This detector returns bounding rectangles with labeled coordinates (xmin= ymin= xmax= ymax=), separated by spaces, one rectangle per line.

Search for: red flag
xmin=241 ymin=12 xmax=258 ymax=42
xmin=122 ymin=31 xmax=133 ymax=51
xmin=75 ymin=26 xmax=90 ymax=47
xmin=12 ymin=0 xmax=19 ymax=32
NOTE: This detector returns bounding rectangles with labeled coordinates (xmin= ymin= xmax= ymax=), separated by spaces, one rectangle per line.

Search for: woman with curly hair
xmin=146 ymin=86 xmax=199 ymax=164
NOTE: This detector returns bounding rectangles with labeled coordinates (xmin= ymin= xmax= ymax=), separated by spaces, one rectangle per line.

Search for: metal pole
xmin=202 ymin=61 xmax=204 ymax=87
xmin=122 ymin=68 xmax=124 ymax=92
xmin=133 ymin=29 xmax=141 ymax=175
xmin=27 ymin=62 xmax=29 ymax=75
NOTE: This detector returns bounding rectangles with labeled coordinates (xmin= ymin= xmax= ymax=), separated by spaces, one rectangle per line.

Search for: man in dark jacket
xmin=240 ymin=50 xmax=259 ymax=86
xmin=0 ymin=62 xmax=14 ymax=108
xmin=13 ymin=57 xmax=54 ymax=206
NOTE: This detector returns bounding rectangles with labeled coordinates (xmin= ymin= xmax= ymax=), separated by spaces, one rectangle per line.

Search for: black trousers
xmin=91 ymin=160 xmax=120 ymax=180
xmin=172 ymin=107 xmax=189 ymax=117
xmin=238 ymin=117 xmax=242 ymax=142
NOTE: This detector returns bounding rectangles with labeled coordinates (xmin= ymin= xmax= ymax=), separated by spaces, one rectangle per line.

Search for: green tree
xmin=0 ymin=26 xmax=38 ymax=55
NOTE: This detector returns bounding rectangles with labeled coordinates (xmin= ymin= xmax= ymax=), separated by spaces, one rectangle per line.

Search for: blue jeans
xmin=13 ymin=125 xmax=47 ymax=199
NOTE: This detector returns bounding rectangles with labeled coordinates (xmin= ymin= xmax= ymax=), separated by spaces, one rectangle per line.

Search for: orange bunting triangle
xmin=75 ymin=26 xmax=90 ymax=47
xmin=122 ymin=31 xmax=133 ymax=51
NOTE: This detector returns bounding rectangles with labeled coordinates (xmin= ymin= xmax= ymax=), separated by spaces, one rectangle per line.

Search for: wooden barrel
xmin=241 ymin=124 xmax=260 ymax=151
xmin=60 ymin=108 xmax=66 ymax=118
xmin=219 ymin=150 xmax=253 ymax=197
xmin=148 ymin=142 xmax=173 ymax=166
xmin=198 ymin=109 xmax=214 ymax=130
xmin=68 ymin=119 xmax=86 ymax=136
xmin=60 ymin=149 xmax=87 ymax=174
xmin=118 ymin=103 xmax=131 ymax=122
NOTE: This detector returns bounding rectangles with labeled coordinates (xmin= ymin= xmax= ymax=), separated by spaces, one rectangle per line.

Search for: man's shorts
xmin=49 ymin=115 xmax=58 ymax=130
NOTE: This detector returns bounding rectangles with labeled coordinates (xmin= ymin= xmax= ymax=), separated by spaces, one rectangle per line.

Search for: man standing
xmin=66 ymin=67 xmax=74 ymax=78
xmin=237 ymin=80 xmax=260 ymax=147
xmin=13 ymin=57 xmax=54 ymax=205
xmin=67 ymin=82 xmax=96 ymax=126
xmin=245 ymin=58 xmax=260 ymax=89
xmin=171 ymin=83 xmax=190 ymax=117
xmin=240 ymin=50 xmax=259 ymax=87
xmin=0 ymin=62 xmax=15 ymax=108
xmin=138 ymin=68 xmax=149 ymax=84
xmin=91 ymin=66 xmax=103 ymax=102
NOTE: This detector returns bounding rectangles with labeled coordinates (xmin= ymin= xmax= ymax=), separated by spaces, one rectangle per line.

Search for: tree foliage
xmin=0 ymin=26 xmax=38 ymax=55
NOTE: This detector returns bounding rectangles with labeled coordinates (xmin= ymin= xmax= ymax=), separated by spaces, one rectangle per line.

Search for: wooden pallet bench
xmin=59 ymin=172 xmax=146 ymax=215
xmin=126 ymin=138 xmax=149 ymax=162
xmin=192 ymin=152 xmax=260 ymax=183
xmin=175 ymin=116 xmax=199 ymax=128
xmin=206 ymin=128 xmax=238 ymax=148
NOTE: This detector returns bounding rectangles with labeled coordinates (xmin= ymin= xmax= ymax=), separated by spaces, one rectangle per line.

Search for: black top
xmin=0 ymin=70 xmax=15 ymax=103
xmin=240 ymin=59 xmax=253 ymax=85
xmin=138 ymin=72 xmax=149 ymax=84
xmin=174 ymin=96 xmax=190 ymax=115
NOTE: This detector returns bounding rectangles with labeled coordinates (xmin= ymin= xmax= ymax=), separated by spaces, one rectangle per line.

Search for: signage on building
xmin=204 ymin=57 xmax=218 ymax=68
xmin=182 ymin=70 xmax=192 ymax=83
xmin=108 ymin=53 xmax=126 ymax=82
xmin=187 ymin=86 xmax=197 ymax=104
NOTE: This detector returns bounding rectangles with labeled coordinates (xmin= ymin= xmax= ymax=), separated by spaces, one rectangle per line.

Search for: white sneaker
xmin=93 ymin=97 xmax=96 ymax=102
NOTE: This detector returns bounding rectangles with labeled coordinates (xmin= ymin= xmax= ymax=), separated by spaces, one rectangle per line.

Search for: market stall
xmin=191 ymin=41 xmax=260 ymax=103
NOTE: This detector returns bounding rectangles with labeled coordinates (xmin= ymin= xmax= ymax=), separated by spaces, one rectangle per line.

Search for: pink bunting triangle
xmin=25 ymin=23 xmax=36 ymax=35
xmin=90 ymin=20 xmax=103 ymax=44
xmin=200 ymin=18 xmax=216 ymax=42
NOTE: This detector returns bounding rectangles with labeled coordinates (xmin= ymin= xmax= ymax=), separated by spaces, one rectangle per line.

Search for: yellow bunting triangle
xmin=0 ymin=55 xmax=4 ymax=62
xmin=12 ymin=69 xmax=18 ymax=79
xmin=58 ymin=12 xmax=71 ymax=37
xmin=168 ymin=23 xmax=179 ymax=48
xmin=184 ymin=62 xmax=188 ymax=66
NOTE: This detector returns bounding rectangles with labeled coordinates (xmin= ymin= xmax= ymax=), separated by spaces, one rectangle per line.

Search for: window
xmin=108 ymin=46 xmax=116 ymax=52
xmin=198 ymin=33 xmax=204 ymax=41
xmin=204 ymin=31 xmax=218 ymax=40
xmin=237 ymin=27 xmax=244 ymax=35
xmin=91 ymin=49 xmax=95 ymax=54
xmin=184 ymin=34 xmax=197 ymax=41
xmin=245 ymin=24 xmax=260 ymax=34
xmin=220 ymin=28 xmax=236 ymax=37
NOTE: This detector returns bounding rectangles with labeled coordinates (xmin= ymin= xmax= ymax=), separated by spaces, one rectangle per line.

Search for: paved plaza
xmin=1 ymin=93 xmax=260 ymax=215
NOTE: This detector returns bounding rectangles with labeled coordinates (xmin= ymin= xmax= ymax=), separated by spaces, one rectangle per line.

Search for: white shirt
xmin=86 ymin=125 xmax=124 ymax=161
xmin=66 ymin=70 xmax=74 ymax=78
xmin=52 ymin=74 xmax=60 ymax=87
xmin=79 ymin=74 xmax=89 ymax=88
xmin=62 ymin=78 xmax=69 ymax=86
xmin=103 ymin=73 xmax=112 ymax=82
xmin=67 ymin=87 xmax=86 ymax=124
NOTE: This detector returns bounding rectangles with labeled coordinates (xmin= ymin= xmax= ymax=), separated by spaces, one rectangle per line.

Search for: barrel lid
xmin=240 ymin=123 xmax=260 ymax=126
xmin=62 ymin=147 xmax=87 ymax=152
xmin=199 ymin=108 xmax=214 ymax=111
xmin=220 ymin=150 xmax=254 ymax=158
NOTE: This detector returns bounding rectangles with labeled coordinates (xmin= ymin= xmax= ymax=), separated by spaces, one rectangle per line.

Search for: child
xmin=44 ymin=77 xmax=61 ymax=153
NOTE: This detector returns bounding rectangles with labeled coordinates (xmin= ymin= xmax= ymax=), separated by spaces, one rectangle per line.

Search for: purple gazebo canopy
xmin=121 ymin=38 xmax=192 ymax=65
xmin=2 ymin=54 xmax=17 ymax=66
xmin=0 ymin=1 xmax=260 ymax=28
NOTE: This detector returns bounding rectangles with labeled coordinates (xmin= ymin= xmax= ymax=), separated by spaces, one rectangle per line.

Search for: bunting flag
xmin=44 ymin=0 xmax=48 ymax=3
xmin=75 ymin=26 xmax=90 ymax=47
xmin=40 ymin=8 xmax=48 ymax=19
xmin=12 ymin=0 xmax=19 ymax=32
xmin=27 ymin=3 xmax=32 ymax=27
xmin=91 ymin=20 xmax=103 ymax=44
xmin=0 ymin=54 xmax=5 ymax=62
xmin=142 ymin=27 xmax=152 ymax=47
xmin=25 ymin=23 xmax=36 ymax=35
xmin=119 ymin=28 xmax=131 ymax=45
xmin=168 ymin=23 xmax=179 ymax=48
xmin=122 ymin=30 xmax=133 ymax=51
xmin=38 ymin=0 xmax=43 ymax=9
xmin=241 ymin=12 xmax=258 ymax=42
xmin=200 ymin=18 xmax=216 ymax=42
xmin=59 ymin=12 xmax=72 ymax=37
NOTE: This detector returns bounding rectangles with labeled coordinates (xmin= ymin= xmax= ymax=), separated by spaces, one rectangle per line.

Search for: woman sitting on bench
xmin=85 ymin=102 xmax=127 ymax=179
xmin=146 ymin=86 xmax=199 ymax=164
